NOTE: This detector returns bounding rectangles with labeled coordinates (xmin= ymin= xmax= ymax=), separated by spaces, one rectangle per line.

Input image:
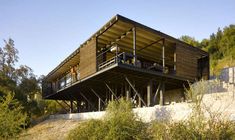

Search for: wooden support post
xmin=77 ymin=100 xmax=80 ymax=113
xmin=111 ymin=94 xmax=114 ymax=101
xmin=162 ymin=39 xmax=165 ymax=73
xmin=80 ymin=92 xmax=96 ymax=111
xmin=91 ymin=88 xmax=105 ymax=111
xmin=125 ymin=76 xmax=147 ymax=106
xmin=91 ymin=88 xmax=105 ymax=104
xmin=147 ymin=80 xmax=153 ymax=107
xmin=115 ymin=44 xmax=118 ymax=63
xmin=105 ymin=83 xmax=118 ymax=100
xmin=154 ymin=83 xmax=161 ymax=104
xmin=96 ymin=37 xmax=98 ymax=71
xmin=115 ymin=85 xmax=118 ymax=98
xmin=61 ymin=100 xmax=71 ymax=108
xmin=132 ymin=27 xmax=137 ymax=66
xmin=111 ymin=85 xmax=114 ymax=101
xmin=138 ymin=93 xmax=142 ymax=107
xmin=55 ymin=100 xmax=70 ymax=112
xmin=125 ymin=83 xmax=130 ymax=100
xmin=105 ymin=88 xmax=108 ymax=102
xmin=121 ymin=84 xmax=124 ymax=97
xmin=87 ymin=100 xmax=91 ymax=111
xmin=174 ymin=46 xmax=177 ymax=72
xmin=70 ymin=100 xmax=73 ymax=113
xmin=98 ymin=98 xmax=101 ymax=111
xmin=160 ymin=82 xmax=165 ymax=106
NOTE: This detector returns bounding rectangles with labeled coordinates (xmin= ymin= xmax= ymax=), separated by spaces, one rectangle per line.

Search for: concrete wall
xmin=50 ymin=91 xmax=235 ymax=122
xmin=50 ymin=111 xmax=105 ymax=120
xmin=220 ymin=67 xmax=235 ymax=84
xmin=164 ymin=88 xmax=184 ymax=104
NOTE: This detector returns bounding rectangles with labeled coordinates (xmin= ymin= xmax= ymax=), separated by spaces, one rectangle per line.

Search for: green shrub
xmin=68 ymin=119 xmax=108 ymax=140
xmin=104 ymin=98 xmax=149 ymax=140
xmin=150 ymin=80 xmax=235 ymax=140
xmin=0 ymin=93 xmax=27 ymax=139
xmin=150 ymin=117 xmax=235 ymax=140
xmin=68 ymin=80 xmax=235 ymax=140
xmin=68 ymin=98 xmax=150 ymax=140
xmin=148 ymin=121 xmax=168 ymax=139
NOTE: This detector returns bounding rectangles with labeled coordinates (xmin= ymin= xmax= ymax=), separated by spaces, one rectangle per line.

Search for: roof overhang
xmin=45 ymin=14 xmax=208 ymax=81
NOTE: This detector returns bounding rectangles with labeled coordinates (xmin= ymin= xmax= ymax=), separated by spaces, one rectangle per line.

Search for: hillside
xmin=18 ymin=81 xmax=235 ymax=139
xmin=19 ymin=119 xmax=81 ymax=140
xmin=180 ymin=24 xmax=235 ymax=75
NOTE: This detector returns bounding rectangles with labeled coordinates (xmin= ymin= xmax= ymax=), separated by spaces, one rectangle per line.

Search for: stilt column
xmin=147 ymin=80 xmax=153 ymax=107
xmin=70 ymin=100 xmax=73 ymax=113
xmin=160 ymin=82 xmax=165 ymax=106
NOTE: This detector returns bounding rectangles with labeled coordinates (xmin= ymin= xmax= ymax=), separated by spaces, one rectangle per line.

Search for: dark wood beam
xmin=138 ymin=38 xmax=164 ymax=52
xmin=80 ymin=92 xmax=96 ymax=110
xmin=90 ymin=88 xmax=105 ymax=104
xmin=133 ymin=27 xmax=137 ymax=66
xmin=125 ymin=76 xmax=147 ymax=106
xmin=162 ymin=39 xmax=165 ymax=72
xmin=105 ymin=82 xmax=118 ymax=99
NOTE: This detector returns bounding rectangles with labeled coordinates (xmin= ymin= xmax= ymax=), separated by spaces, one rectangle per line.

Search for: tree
xmin=0 ymin=93 xmax=27 ymax=139
xmin=180 ymin=24 xmax=235 ymax=75
xmin=219 ymin=25 xmax=235 ymax=58
xmin=0 ymin=39 xmax=19 ymax=79
xmin=179 ymin=35 xmax=200 ymax=47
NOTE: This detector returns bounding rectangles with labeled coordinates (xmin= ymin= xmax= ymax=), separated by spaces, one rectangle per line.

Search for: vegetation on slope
xmin=0 ymin=38 xmax=63 ymax=138
xmin=0 ymin=93 xmax=27 ymax=139
xmin=150 ymin=80 xmax=235 ymax=140
xmin=68 ymin=98 xmax=150 ymax=140
xmin=68 ymin=80 xmax=235 ymax=140
xmin=1 ymin=23 xmax=235 ymax=139
xmin=180 ymin=24 xmax=235 ymax=75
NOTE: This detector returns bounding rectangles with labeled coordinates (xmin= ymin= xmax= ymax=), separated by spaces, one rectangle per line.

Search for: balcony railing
xmin=43 ymin=52 xmax=176 ymax=97
xmin=98 ymin=52 xmax=127 ymax=71
xmin=97 ymin=52 xmax=175 ymax=75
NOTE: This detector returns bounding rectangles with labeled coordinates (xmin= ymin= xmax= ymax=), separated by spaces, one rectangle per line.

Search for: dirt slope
xmin=19 ymin=119 xmax=81 ymax=140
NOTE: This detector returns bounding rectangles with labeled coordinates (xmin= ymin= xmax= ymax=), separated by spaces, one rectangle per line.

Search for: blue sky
xmin=0 ymin=0 xmax=234 ymax=76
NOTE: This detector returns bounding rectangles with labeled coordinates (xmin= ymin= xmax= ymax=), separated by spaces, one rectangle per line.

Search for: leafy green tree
xmin=1 ymin=39 xmax=19 ymax=79
xmin=0 ymin=38 xmax=60 ymax=124
xmin=0 ymin=93 xmax=27 ymax=139
xmin=200 ymin=39 xmax=209 ymax=50
xmin=179 ymin=35 xmax=200 ymax=47
xmin=219 ymin=25 xmax=235 ymax=58
xmin=180 ymin=24 xmax=235 ymax=75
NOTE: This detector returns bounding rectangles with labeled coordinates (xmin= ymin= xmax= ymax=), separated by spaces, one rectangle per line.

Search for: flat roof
xmin=45 ymin=14 xmax=208 ymax=81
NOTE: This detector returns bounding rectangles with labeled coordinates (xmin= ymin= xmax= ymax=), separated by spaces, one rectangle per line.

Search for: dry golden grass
xmin=19 ymin=119 xmax=81 ymax=140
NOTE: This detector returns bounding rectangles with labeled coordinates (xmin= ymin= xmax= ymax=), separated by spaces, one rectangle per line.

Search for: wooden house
xmin=42 ymin=15 xmax=209 ymax=112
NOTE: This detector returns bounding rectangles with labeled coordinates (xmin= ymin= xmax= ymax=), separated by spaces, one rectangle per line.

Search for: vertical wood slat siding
xmin=80 ymin=39 xmax=97 ymax=79
xmin=176 ymin=45 xmax=198 ymax=80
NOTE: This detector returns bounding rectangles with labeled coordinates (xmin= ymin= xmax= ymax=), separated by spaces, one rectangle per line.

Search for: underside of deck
xmin=45 ymin=63 xmax=188 ymax=112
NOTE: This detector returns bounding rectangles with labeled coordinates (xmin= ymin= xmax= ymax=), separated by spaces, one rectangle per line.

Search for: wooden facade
xmin=176 ymin=45 xmax=198 ymax=80
xmin=42 ymin=15 xmax=209 ymax=113
xmin=80 ymin=39 xmax=97 ymax=79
